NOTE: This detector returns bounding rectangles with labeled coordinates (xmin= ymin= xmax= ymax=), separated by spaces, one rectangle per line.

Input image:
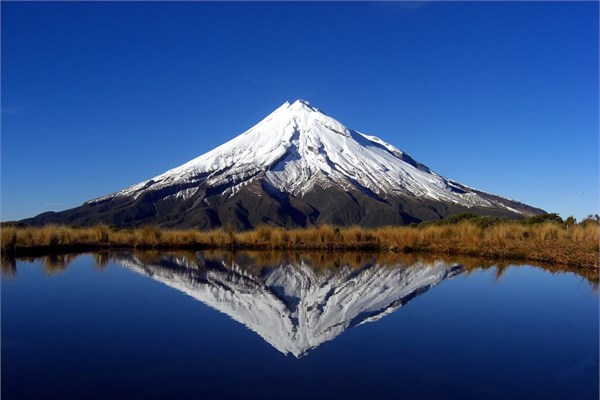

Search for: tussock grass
xmin=1 ymin=221 xmax=598 ymax=270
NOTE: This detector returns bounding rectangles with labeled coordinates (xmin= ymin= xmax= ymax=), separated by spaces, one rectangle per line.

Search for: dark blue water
xmin=2 ymin=252 xmax=598 ymax=400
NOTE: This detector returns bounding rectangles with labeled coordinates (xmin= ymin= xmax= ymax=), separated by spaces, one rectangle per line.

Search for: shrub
xmin=524 ymin=213 xmax=563 ymax=225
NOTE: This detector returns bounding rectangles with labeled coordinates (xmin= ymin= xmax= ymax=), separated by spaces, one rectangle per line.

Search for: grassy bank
xmin=1 ymin=219 xmax=598 ymax=269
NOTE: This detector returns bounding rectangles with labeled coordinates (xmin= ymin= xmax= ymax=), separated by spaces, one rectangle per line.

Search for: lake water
xmin=2 ymin=251 xmax=598 ymax=400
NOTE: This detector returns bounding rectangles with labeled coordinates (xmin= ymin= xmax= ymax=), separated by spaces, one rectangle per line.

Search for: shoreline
xmin=2 ymin=222 xmax=598 ymax=270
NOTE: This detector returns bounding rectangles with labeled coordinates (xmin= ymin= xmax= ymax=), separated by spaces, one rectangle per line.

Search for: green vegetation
xmin=1 ymin=215 xmax=598 ymax=269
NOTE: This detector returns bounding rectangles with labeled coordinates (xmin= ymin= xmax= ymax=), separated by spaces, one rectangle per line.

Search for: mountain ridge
xmin=21 ymin=100 xmax=545 ymax=228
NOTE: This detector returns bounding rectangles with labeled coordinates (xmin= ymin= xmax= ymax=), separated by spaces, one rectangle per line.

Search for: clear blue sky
xmin=2 ymin=1 xmax=598 ymax=221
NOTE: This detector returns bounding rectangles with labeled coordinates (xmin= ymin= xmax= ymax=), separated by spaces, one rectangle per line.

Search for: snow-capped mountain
xmin=114 ymin=251 xmax=463 ymax=357
xmin=24 ymin=100 xmax=544 ymax=228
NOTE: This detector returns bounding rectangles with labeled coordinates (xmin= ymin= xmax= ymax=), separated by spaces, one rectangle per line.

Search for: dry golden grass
xmin=1 ymin=221 xmax=598 ymax=270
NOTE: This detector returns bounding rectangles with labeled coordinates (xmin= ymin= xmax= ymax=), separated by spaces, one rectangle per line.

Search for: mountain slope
xmin=22 ymin=100 xmax=544 ymax=228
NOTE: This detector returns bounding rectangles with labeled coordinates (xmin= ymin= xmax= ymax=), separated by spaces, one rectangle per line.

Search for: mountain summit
xmin=24 ymin=100 xmax=544 ymax=228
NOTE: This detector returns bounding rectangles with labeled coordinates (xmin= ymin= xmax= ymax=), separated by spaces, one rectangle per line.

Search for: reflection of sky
xmin=2 ymin=252 xmax=598 ymax=400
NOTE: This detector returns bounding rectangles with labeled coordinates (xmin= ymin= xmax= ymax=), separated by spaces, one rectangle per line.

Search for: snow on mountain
xmin=92 ymin=100 xmax=511 ymax=209
xmin=115 ymin=252 xmax=463 ymax=358
xmin=24 ymin=99 xmax=544 ymax=228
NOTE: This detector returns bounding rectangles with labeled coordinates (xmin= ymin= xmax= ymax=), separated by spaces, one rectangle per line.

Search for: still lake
xmin=2 ymin=251 xmax=598 ymax=400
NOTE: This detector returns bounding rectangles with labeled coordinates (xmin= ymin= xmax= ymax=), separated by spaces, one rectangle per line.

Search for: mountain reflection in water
xmin=111 ymin=251 xmax=462 ymax=357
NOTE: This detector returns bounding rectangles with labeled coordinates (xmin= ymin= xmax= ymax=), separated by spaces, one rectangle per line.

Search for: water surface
xmin=2 ymin=251 xmax=598 ymax=399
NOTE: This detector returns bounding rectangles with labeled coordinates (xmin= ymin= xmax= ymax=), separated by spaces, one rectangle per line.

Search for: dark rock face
xmin=21 ymin=175 xmax=544 ymax=229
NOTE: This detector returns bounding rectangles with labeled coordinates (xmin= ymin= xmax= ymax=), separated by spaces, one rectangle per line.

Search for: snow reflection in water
xmin=113 ymin=251 xmax=462 ymax=357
